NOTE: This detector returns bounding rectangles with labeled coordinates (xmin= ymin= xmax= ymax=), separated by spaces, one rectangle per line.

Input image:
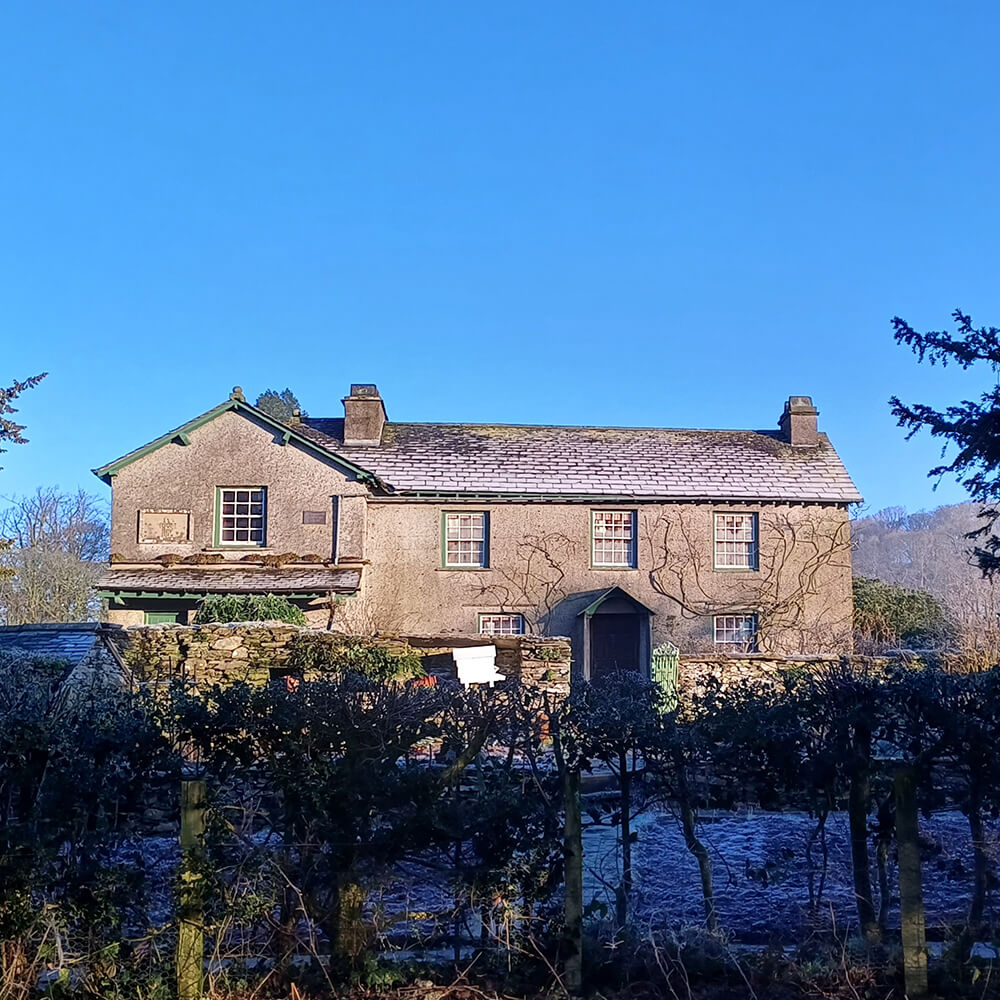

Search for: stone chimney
xmin=342 ymin=384 xmax=386 ymax=446
xmin=778 ymin=396 xmax=819 ymax=447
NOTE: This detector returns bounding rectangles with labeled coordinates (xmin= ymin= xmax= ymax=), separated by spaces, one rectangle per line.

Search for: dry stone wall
xmin=678 ymin=650 xmax=970 ymax=701
xmin=123 ymin=623 xmax=572 ymax=695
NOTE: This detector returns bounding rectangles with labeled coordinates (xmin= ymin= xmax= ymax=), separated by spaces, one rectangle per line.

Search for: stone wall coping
xmin=680 ymin=653 xmax=841 ymax=663
xmin=126 ymin=623 xmax=572 ymax=642
xmin=131 ymin=621 xmax=313 ymax=631
xmin=679 ymin=651 xmax=957 ymax=664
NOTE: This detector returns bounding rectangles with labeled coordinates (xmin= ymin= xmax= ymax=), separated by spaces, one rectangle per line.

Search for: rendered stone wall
xmin=123 ymin=623 xmax=572 ymax=695
xmin=361 ymin=500 xmax=854 ymax=656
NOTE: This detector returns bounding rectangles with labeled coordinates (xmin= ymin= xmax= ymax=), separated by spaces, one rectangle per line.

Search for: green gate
xmin=651 ymin=642 xmax=680 ymax=711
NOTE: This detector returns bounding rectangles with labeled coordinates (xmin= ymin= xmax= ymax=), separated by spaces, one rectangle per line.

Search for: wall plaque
xmin=302 ymin=510 xmax=327 ymax=525
xmin=138 ymin=510 xmax=191 ymax=544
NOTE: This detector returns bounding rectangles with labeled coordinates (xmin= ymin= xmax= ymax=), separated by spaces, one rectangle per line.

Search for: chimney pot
xmin=779 ymin=395 xmax=819 ymax=447
xmin=342 ymin=383 xmax=386 ymax=446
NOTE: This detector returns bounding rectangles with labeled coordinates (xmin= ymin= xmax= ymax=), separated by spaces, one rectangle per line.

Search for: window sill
xmin=589 ymin=565 xmax=639 ymax=571
xmin=436 ymin=566 xmax=490 ymax=572
xmin=203 ymin=546 xmax=272 ymax=552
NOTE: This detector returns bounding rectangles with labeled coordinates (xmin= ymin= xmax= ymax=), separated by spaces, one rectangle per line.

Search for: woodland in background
xmin=0 ymin=488 xmax=109 ymax=625
xmin=851 ymin=502 xmax=1000 ymax=661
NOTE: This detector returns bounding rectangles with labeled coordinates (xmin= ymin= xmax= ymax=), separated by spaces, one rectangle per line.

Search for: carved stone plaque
xmin=138 ymin=510 xmax=191 ymax=544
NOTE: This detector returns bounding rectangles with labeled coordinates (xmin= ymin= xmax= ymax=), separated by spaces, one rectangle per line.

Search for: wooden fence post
xmin=177 ymin=779 xmax=207 ymax=1000
xmin=563 ymin=763 xmax=583 ymax=998
xmin=895 ymin=765 xmax=928 ymax=998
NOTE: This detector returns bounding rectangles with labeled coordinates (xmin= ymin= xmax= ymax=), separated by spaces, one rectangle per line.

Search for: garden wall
xmin=122 ymin=623 xmax=572 ymax=696
xmin=677 ymin=650 xmax=971 ymax=700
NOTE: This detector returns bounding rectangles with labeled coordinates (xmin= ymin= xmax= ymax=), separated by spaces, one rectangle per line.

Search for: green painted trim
xmin=144 ymin=611 xmax=181 ymax=624
xmin=98 ymin=589 xmax=336 ymax=599
xmin=579 ymin=585 xmax=656 ymax=618
xmin=214 ymin=486 xmax=268 ymax=548
xmin=92 ymin=398 xmax=381 ymax=486
xmin=375 ymin=492 xmax=847 ymax=506
xmin=174 ymin=432 xmax=191 ymax=446
xmin=440 ymin=510 xmax=490 ymax=569
xmin=589 ymin=508 xmax=637 ymax=569
xmin=580 ymin=591 xmax=611 ymax=617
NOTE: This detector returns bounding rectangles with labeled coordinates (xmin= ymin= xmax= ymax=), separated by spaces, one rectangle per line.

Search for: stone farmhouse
xmin=94 ymin=385 xmax=861 ymax=679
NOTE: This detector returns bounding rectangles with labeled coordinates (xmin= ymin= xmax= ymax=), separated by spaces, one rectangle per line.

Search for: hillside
xmin=852 ymin=502 xmax=1000 ymax=660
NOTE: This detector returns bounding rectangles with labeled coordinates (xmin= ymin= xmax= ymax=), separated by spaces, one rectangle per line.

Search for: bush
xmin=853 ymin=576 xmax=955 ymax=650
xmin=193 ymin=593 xmax=307 ymax=625
xmin=287 ymin=632 xmax=425 ymax=681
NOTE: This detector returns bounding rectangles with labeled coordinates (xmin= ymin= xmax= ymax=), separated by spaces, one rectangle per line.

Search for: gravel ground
xmin=115 ymin=807 xmax=999 ymax=945
xmin=582 ymin=807 xmax=999 ymax=940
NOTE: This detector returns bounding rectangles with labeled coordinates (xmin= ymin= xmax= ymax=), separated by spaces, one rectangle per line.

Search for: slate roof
xmin=96 ymin=566 xmax=362 ymax=595
xmin=298 ymin=419 xmax=862 ymax=503
xmin=0 ymin=622 xmax=107 ymax=665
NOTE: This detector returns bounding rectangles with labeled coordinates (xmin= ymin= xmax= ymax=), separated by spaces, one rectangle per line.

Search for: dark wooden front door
xmin=589 ymin=613 xmax=640 ymax=679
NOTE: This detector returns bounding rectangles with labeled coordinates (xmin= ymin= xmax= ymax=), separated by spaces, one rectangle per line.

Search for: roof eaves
xmin=91 ymin=398 xmax=387 ymax=488
xmin=377 ymin=489 xmax=861 ymax=504
xmin=97 ymin=589 xmax=338 ymax=599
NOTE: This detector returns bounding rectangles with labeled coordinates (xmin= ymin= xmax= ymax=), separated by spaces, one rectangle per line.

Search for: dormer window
xmin=217 ymin=488 xmax=266 ymax=545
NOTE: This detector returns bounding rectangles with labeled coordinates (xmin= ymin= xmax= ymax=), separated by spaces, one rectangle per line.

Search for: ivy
xmin=287 ymin=633 xmax=425 ymax=682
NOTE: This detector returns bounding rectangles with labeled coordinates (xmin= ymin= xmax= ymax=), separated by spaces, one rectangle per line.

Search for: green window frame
xmin=441 ymin=511 xmax=489 ymax=568
xmin=144 ymin=611 xmax=181 ymax=624
xmin=591 ymin=510 xmax=637 ymax=568
xmin=215 ymin=487 xmax=267 ymax=547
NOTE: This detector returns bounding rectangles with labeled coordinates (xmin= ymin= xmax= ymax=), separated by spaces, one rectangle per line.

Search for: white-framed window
xmin=217 ymin=487 xmax=266 ymax=545
xmin=714 ymin=513 xmax=758 ymax=569
xmin=714 ymin=614 xmax=758 ymax=652
xmin=592 ymin=510 xmax=636 ymax=567
xmin=443 ymin=512 xmax=488 ymax=568
xmin=479 ymin=613 xmax=525 ymax=636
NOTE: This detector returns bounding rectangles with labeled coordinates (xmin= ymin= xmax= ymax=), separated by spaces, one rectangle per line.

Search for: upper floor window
xmin=714 ymin=513 xmax=758 ymax=569
xmin=479 ymin=613 xmax=525 ymax=636
xmin=218 ymin=487 xmax=266 ymax=545
xmin=443 ymin=512 xmax=488 ymax=568
xmin=714 ymin=614 xmax=758 ymax=652
xmin=592 ymin=510 xmax=636 ymax=568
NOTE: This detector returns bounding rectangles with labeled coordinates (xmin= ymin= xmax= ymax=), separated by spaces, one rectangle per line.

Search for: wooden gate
xmin=651 ymin=642 xmax=679 ymax=711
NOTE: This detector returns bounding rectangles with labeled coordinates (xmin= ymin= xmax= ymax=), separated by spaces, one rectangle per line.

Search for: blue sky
xmin=2 ymin=1 xmax=999 ymax=515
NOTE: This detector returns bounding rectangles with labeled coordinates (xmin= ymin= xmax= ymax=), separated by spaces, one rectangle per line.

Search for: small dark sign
xmin=302 ymin=510 xmax=327 ymax=525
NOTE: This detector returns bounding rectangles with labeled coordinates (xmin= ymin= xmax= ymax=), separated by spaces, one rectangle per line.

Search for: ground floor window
xmin=714 ymin=614 xmax=758 ymax=652
xmin=479 ymin=613 xmax=525 ymax=636
xmin=144 ymin=611 xmax=181 ymax=624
